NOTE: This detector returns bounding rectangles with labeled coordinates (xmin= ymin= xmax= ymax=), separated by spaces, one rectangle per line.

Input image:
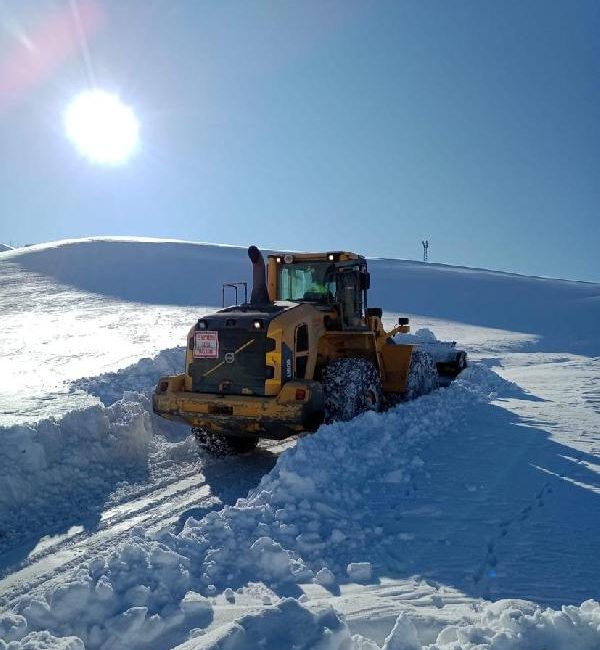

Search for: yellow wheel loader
xmin=153 ymin=246 xmax=466 ymax=452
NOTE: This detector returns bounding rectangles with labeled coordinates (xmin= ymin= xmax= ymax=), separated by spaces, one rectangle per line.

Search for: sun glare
xmin=64 ymin=90 xmax=139 ymax=165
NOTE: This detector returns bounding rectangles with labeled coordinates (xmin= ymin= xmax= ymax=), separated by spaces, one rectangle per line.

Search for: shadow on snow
xmin=349 ymin=396 xmax=600 ymax=607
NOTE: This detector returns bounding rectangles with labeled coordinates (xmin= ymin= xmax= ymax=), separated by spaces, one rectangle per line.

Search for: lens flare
xmin=64 ymin=90 xmax=139 ymax=164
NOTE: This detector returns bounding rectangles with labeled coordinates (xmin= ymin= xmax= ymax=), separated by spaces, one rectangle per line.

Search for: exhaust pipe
xmin=248 ymin=245 xmax=270 ymax=304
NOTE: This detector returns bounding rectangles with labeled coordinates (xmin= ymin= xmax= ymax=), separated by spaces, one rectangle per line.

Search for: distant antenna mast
xmin=422 ymin=239 xmax=429 ymax=262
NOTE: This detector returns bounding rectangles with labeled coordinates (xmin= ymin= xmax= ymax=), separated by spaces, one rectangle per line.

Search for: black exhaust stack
xmin=248 ymin=245 xmax=270 ymax=304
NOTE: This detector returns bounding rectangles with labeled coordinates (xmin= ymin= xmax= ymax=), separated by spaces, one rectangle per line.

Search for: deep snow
xmin=1 ymin=237 xmax=599 ymax=649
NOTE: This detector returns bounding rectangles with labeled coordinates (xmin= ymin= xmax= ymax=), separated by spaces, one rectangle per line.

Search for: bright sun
xmin=64 ymin=90 xmax=139 ymax=165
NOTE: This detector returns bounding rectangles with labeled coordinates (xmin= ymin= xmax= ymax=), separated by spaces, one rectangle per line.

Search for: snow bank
xmin=0 ymin=393 xmax=154 ymax=545
xmin=71 ymin=347 xmax=185 ymax=406
xmin=164 ymin=364 xmax=515 ymax=588
xmin=0 ymin=392 xmax=152 ymax=509
xmin=2 ymin=364 xmax=525 ymax=649
xmin=0 ymin=631 xmax=84 ymax=649
xmin=4 ymin=536 xmax=212 ymax=650
xmin=2 ymin=363 xmax=600 ymax=648
xmin=180 ymin=599 xmax=352 ymax=650
xmin=7 ymin=597 xmax=600 ymax=650
xmin=398 ymin=598 xmax=600 ymax=650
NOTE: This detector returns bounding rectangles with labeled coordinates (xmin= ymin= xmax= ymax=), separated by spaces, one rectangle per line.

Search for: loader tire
xmin=405 ymin=349 xmax=439 ymax=399
xmin=323 ymin=357 xmax=383 ymax=423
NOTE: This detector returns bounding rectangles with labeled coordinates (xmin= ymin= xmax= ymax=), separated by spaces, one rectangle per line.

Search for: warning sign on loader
xmin=194 ymin=331 xmax=219 ymax=358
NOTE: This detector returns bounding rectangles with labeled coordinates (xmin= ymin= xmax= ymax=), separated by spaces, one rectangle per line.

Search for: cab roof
xmin=267 ymin=251 xmax=364 ymax=263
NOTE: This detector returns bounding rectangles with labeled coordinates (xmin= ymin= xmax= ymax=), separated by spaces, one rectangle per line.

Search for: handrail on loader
xmin=221 ymin=282 xmax=248 ymax=307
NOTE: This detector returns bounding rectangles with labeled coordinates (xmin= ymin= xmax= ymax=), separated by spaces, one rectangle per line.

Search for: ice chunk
xmin=315 ymin=567 xmax=336 ymax=587
xmin=346 ymin=562 xmax=372 ymax=582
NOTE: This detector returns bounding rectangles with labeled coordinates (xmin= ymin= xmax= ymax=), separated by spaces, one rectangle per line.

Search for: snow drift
xmin=0 ymin=364 xmax=545 ymax=650
xmin=426 ymin=598 xmax=600 ymax=650
xmin=0 ymin=347 xmax=187 ymax=554
xmin=4 ymin=596 xmax=600 ymax=650
xmin=180 ymin=598 xmax=600 ymax=650
xmin=70 ymin=347 xmax=185 ymax=407
xmin=2 ymin=362 xmax=600 ymax=648
xmin=0 ymin=393 xmax=154 ymax=552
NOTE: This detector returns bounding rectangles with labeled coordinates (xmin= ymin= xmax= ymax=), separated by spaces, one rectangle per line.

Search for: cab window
xmin=278 ymin=263 xmax=335 ymax=302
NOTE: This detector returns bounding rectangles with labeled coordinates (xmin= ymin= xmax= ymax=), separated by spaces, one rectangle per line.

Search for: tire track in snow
xmin=0 ymin=437 xmax=296 ymax=611
xmin=584 ymin=385 xmax=600 ymax=415
xmin=0 ymin=474 xmax=214 ymax=610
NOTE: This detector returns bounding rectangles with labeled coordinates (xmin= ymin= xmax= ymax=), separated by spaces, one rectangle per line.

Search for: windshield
xmin=277 ymin=262 xmax=336 ymax=302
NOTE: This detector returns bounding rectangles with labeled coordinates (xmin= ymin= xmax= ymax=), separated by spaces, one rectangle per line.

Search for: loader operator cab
xmin=270 ymin=252 xmax=369 ymax=330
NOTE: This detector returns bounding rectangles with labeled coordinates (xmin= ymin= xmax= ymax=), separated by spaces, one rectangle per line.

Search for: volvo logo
xmin=224 ymin=352 xmax=235 ymax=364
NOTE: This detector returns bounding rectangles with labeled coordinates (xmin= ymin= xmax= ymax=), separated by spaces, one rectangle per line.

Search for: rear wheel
xmin=323 ymin=357 xmax=383 ymax=423
xmin=193 ymin=428 xmax=259 ymax=455
xmin=405 ymin=349 xmax=439 ymax=399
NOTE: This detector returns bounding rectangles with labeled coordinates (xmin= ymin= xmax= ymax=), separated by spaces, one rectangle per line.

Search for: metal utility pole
xmin=422 ymin=239 xmax=429 ymax=262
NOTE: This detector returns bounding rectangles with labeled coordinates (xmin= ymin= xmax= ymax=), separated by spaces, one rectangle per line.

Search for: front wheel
xmin=323 ymin=357 xmax=383 ymax=423
xmin=405 ymin=349 xmax=439 ymax=399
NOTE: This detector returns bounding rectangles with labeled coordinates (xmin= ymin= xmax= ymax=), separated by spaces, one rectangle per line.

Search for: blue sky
xmin=0 ymin=0 xmax=598 ymax=281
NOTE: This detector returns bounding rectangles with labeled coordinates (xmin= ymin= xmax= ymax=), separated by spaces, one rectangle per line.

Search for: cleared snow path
xmin=0 ymin=351 xmax=293 ymax=598
xmin=0 ymin=446 xmax=292 ymax=610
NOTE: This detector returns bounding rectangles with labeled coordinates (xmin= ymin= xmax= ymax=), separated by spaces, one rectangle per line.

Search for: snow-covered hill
xmin=3 ymin=237 xmax=598 ymax=355
xmin=0 ymin=243 xmax=13 ymax=252
xmin=1 ymin=237 xmax=599 ymax=650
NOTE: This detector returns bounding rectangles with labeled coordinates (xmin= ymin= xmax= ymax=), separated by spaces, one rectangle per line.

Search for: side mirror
xmin=360 ymin=272 xmax=371 ymax=291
